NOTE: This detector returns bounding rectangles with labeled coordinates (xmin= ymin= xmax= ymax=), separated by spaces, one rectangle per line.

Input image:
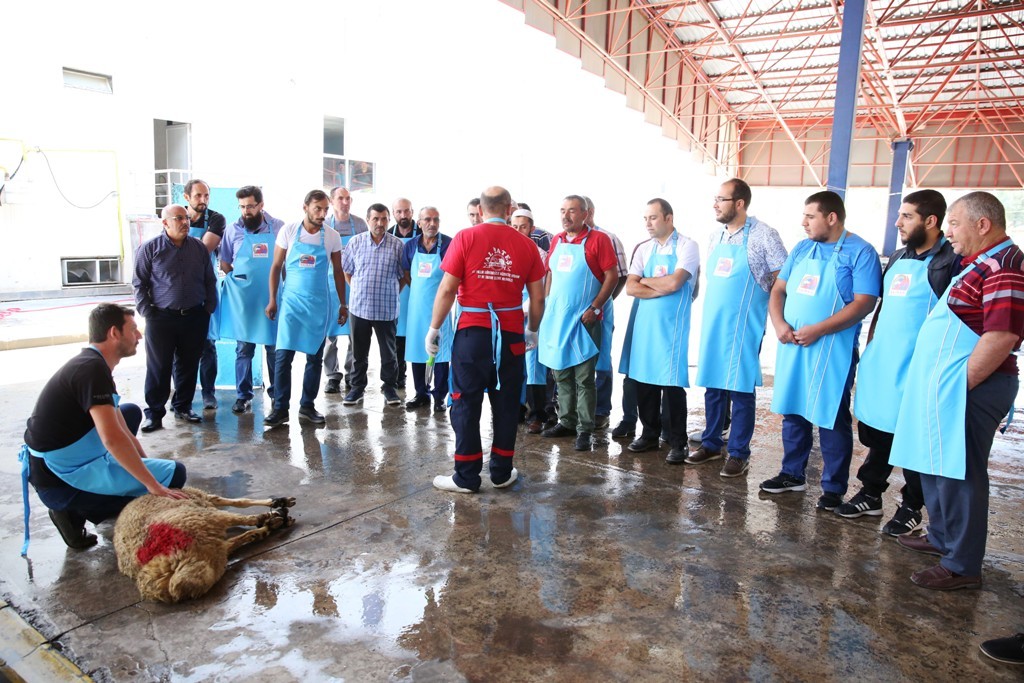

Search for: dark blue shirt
xmin=401 ymin=233 xmax=453 ymax=272
xmin=133 ymin=231 xmax=217 ymax=317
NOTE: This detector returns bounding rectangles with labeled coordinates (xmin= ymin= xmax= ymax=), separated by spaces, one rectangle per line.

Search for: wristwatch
xmin=590 ymin=306 xmax=602 ymax=315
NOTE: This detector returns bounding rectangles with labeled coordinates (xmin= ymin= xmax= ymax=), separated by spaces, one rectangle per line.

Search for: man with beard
xmin=263 ymin=190 xmax=347 ymax=427
xmin=134 ymin=204 xmax=218 ymax=431
xmin=837 ymin=190 xmax=956 ymax=533
xmin=217 ymin=186 xmax=286 ymax=414
xmin=762 ymin=191 xmax=881 ymax=511
xmin=402 ymin=207 xmax=453 ymax=411
xmin=690 ymin=179 xmax=787 ymax=475
xmin=343 ymin=204 xmax=406 ymax=407
xmin=323 ymin=187 xmax=369 ymax=395
xmin=389 ymin=197 xmax=421 ymax=389
xmin=181 ymin=179 xmax=226 ymax=411
xmin=19 ymin=304 xmax=188 ymax=550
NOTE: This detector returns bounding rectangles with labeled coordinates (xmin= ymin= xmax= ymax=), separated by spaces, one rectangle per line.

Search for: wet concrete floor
xmin=1 ymin=343 xmax=1022 ymax=682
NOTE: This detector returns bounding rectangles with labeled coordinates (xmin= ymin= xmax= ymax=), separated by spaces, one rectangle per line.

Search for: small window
xmin=62 ymin=68 xmax=113 ymax=94
xmin=324 ymin=116 xmax=345 ymax=156
xmin=62 ymin=258 xmax=122 ymax=286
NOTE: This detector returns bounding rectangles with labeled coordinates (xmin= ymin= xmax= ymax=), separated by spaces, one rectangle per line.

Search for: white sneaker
xmin=432 ymin=475 xmax=475 ymax=493
xmin=492 ymin=468 xmax=518 ymax=489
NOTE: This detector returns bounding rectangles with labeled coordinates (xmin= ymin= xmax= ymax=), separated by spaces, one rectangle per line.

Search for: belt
xmin=155 ymin=304 xmax=205 ymax=316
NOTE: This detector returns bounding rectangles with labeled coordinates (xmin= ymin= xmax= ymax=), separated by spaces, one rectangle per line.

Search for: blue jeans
xmin=702 ymin=388 xmax=756 ymax=459
xmin=779 ymin=354 xmax=857 ymax=495
xmin=273 ymin=340 xmax=325 ymax=411
xmin=235 ymin=341 xmax=277 ymax=400
xmin=595 ymin=370 xmax=613 ymax=417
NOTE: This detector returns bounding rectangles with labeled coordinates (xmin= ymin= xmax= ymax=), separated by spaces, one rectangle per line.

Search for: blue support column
xmin=883 ymin=138 xmax=914 ymax=257
xmin=826 ymin=0 xmax=869 ymax=200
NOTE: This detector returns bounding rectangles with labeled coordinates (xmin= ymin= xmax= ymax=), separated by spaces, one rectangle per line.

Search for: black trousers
xmin=636 ymin=382 xmax=687 ymax=448
xmin=856 ymin=420 xmax=925 ymax=510
xmin=144 ymin=308 xmax=211 ymax=419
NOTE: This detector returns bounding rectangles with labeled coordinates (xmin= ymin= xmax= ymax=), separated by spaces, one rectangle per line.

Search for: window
xmin=62 ymin=257 xmax=121 ymax=286
xmin=323 ymin=117 xmax=346 ymax=190
xmin=62 ymin=68 xmax=113 ymax=94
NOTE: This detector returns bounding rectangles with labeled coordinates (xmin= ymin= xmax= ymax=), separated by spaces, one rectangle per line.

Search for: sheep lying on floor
xmin=113 ymin=487 xmax=296 ymax=603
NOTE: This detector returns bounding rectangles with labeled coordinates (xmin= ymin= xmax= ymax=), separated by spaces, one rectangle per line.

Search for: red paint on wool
xmin=136 ymin=523 xmax=194 ymax=565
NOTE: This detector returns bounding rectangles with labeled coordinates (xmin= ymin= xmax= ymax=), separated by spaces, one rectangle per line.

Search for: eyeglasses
xmin=713 ymin=197 xmax=736 ymax=204
xmin=167 ymin=216 xmax=189 ymax=222
xmin=238 ymin=204 xmax=260 ymax=211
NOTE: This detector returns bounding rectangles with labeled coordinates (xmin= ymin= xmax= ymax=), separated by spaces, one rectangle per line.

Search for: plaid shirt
xmin=342 ymin=231 xmax=405 ymax=321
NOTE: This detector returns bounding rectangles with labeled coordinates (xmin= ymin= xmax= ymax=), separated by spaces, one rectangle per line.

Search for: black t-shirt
xmin=25 ymin=348 xmax=115 ymax=452
xmin=192 ymin=209 xmax=227 ymax=239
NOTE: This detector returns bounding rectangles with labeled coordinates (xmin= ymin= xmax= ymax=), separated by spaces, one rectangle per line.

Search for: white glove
xmin=524 ymin=328 xmax=538 ymax=351
xmin=425 ymin=327 xmax=441 ymax=356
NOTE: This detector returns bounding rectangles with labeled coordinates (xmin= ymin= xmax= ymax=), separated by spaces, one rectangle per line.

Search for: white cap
xmin=511 ymin=209 xmax=533 ymax=220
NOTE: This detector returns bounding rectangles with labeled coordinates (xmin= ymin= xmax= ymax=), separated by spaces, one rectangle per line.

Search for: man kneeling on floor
xmin=19 ymin=303 xmax=188 ymax=551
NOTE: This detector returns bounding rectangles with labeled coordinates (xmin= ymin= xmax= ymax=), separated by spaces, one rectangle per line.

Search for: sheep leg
xmin=225 ymin=510 xmax=293 ymax=554
xmin=202 ymin=494 xmax=296 ymax=510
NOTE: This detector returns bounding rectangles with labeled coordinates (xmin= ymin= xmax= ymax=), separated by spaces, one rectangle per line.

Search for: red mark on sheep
xmin=136 ymin=523 xmax=194 ymax=565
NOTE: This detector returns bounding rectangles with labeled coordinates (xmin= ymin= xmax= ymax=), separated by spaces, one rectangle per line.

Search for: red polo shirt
xmin=546 ymin=227 xmax=618 ymax=283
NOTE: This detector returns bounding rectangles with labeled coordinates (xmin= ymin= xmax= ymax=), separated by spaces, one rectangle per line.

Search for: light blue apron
xmin=596 ymin=298 xmax=615 ymax=372
xmin=770 ymin=231 xmax=857 ymax=429
xmin=538 ymin=238 xmax=600 ymax=371
xmin=190 ymin=210 xmax=220 ymax=341
xmin=616 ymin=298 xmax=641 ymax=376
xmin=406 ymin=248 xmax=453 ymax=364
xmin=396 ymin=236 xmax=414 ymax=338
xmin=889 ymin=239 xmax=1015 ymax=479
xmin=524 ymin=286 xmax=547 ymax=385
xmin=696 ymin=221 xmax=769 ymax=392
xmin=217 ymin=230 xmax=278 ymax=346
xmin=327 ymin=234 xmax=355 ymax=337
xmin=853 ymin=247 xmax=940 ymax=433
xmin=275 ymin=226 xmax=330 ymax=355
xmin=19 ymin=386 xmax=177 ymax=554
xmin=620 ymin=234 xmax=693 ymax=387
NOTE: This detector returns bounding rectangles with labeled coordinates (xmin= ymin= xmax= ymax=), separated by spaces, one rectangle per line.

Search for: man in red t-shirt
xmin=428 ymin=186 xmax=546 ymax=493
xmin=537 ymin=195 xmax=618 ymax=451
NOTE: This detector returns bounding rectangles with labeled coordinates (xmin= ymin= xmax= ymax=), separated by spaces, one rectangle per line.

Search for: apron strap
xmin=18 ymin=444 xmax=31 ymax=556
xmin=459 ymin=304 xmax=520 ymax=390
xmin=1000 ymin=405 xmax=1015 ymax=434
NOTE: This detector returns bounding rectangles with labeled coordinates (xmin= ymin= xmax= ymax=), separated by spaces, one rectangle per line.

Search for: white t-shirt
xmin=275 ymin=221 xmax=343 ymax=255
xmin=629 ymin=232 xmax=700 ymax=279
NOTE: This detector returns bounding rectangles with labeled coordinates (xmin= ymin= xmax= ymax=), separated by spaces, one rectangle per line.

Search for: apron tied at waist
xmin=457 ymin=303 xmax=521 ymax=390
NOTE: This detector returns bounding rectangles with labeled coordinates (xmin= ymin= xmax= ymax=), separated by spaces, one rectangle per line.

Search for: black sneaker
xmin=817 ymin=492 xmax=843 ymax=511
xmin=834 ymin=490 xmax=883 ymax=518
xmin=263 ymin=408 xmax=289 ymax=427
xmin=759 ymin=474 xmax=807 ymax=493
xmin=610 ymin=421 xmax=636 ymax=439
xmin=574 ymin=432 xmax=593 ymax=450
xmin=324 ymin=378 xmax=342 ymax=394
xmin=342 ymin=389 xmax=364 ymax=406
xmin=48 ymin=509 xmax=97 ymax=549
xmin=232 ymin=399 xmax=251 ymax=414
xmin=594 ymin=415 xmax=610 ymax=430
xmin=881 ymin=504 xmax=924 ymax=536
xmin=383 ymin=387 xmax=402 ymax=406
xmin=298 ymin=406 xmax=326 ymax=424
xmin=980 ymin=633 xmax=1024 ymax=665
xmin=542 ymin=423 xmax=575 ymax=438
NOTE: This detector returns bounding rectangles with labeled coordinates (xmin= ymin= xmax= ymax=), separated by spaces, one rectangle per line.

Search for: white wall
xmin=0 ymin=0 xmax=725 ymax=296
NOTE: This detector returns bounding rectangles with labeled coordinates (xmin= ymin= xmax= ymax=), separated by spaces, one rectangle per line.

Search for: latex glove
xmin=425 ymin=327 xmax=441 ymax=356
xmin=524 ymin=328 xmax=538 ymax=351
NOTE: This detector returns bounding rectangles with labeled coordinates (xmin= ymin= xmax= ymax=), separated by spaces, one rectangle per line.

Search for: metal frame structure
xmin=502 ymin=0 xmax=1024 ymax=188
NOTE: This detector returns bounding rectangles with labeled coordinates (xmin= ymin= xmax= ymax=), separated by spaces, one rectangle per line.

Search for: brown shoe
xmin=720 ymin=457 xmax=749 ymax=478
xmin=897 ymin=534 xmax=943 ymax=557
xmin=527 ymin=419 xmax=544 ymax=434
xmin=910 ymin=564 xmax=981 ymax=590
xmin=684 ymin=446 xmax=722 ymax=465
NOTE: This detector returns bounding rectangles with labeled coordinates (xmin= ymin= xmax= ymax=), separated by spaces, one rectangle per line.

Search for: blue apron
xmin=853 ymin=247 xmax=939 ymax=433
xmin=406 ymin=249 xmax=453 ymax=364
xmin=327 ymin=234 xmax=355 ymax=337
xmin=619 ymin=234 xmax=693 ymax=387
xmin=396 ymin=236 xmax=414 ymax=338
xmin=538 ymin=238 xmax=600 ymax=371
xmin=275 ymin=226 xmax=331 ymax=355
xmin=524 ymin=286 xmax=547 ymax=385
xmin=770 ymin=231 xmax=857 ymax=429
xmin=217 ymin=230 xmax=279 ymax=346
xmin=596 ymin=299 xmax=615 ymax=372
xmin=696 ymin=221 xmax=769 ymax=392
xmin=616 ymin=298 xmax=641 ymax=375
xmin=889 ymin=239 xmax=1015 ymax=479
xmin=190 ymin=210 xmax=220 ymax=341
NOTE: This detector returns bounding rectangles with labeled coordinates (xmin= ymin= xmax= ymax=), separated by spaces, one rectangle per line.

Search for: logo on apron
xmin=252 ymin=243 xmax=269 ymax=258
xmin=796 ymin=274 xmax=820 ymax=296
xmin=713 ymin=257 xmax=733 ymax=277
xmin=888 ymin=273 xmax=912 ymax=297
xmin=299 ymin=254 xmax=317 ymax=268
xmin=653 ymin=264 xmax=668 ymax=277
xmin=417 ymin=261 xmax=433 ymax=278
xmin=556 ymin=254 xmax=574 ymax=272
